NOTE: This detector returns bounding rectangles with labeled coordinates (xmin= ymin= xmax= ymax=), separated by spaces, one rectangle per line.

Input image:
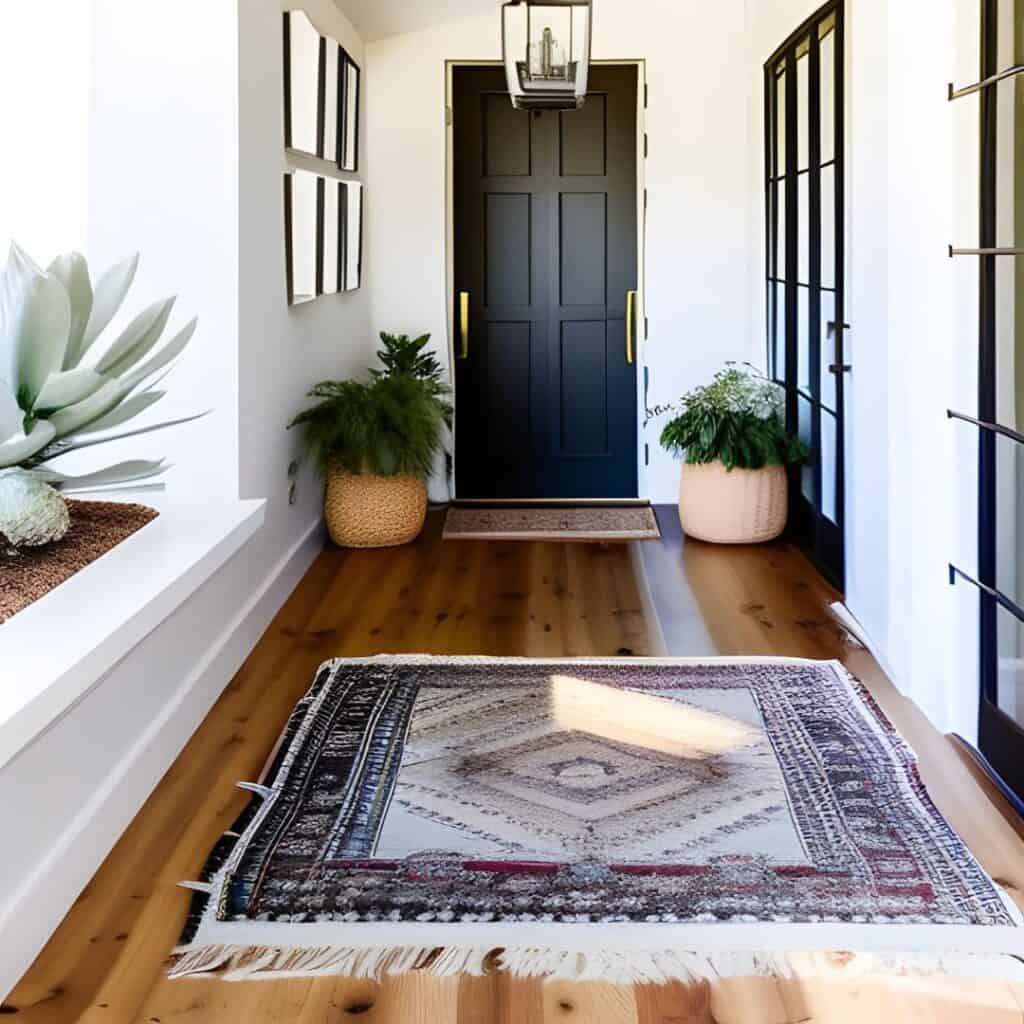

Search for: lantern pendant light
xmin=502 ymin=0 xmax=593 ymax=111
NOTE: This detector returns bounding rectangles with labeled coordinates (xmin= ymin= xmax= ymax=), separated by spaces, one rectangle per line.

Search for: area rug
xmin=0 ymin=500 xmax=158 ymax=624
xmin=442 ymin=506 xmax=661 ymax=542
xmin=172 ymin=656 xmax=1022 ymax=983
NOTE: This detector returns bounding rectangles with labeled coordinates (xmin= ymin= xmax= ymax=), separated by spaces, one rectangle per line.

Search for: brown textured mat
xmin=0 ymin=500 xmax=159 ymax=624
xmin=442 ymin=505 xmax=661 ymax=542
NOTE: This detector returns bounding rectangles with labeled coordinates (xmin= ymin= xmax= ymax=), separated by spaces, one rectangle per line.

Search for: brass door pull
xmin=626 ymin=290 xmax=638 ymax=365
xmin=458 ymin=292 xmax=470 ymax=359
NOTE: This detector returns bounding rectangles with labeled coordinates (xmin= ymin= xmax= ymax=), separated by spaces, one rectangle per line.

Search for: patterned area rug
xmin=173 ymin=657 xmax=1021 ymax=983
xmin=442 ymin=506 xmax=661 ymax=541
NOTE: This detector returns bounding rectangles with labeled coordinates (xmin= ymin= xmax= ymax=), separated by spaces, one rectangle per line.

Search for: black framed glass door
xmin=764 ymin=2 xmax=846 ymax=591
xmin=948 ymin=0 xmax=1024 ymax=811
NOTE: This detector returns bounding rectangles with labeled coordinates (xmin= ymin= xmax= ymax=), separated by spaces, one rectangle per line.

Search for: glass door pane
xmin=796 ymin=45 xmax=810 ymax=171
xmin=775 ymin=65 xmax=787 ymax=176
xmin=997 ymin=602 xmax=1024 ymax=729
xmin=819 ymin=17 xmax=837 ymax=164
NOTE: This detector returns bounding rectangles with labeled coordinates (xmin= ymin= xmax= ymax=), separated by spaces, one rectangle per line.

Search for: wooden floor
xmin=8 ymin=510 xmax=1024 ymax=1023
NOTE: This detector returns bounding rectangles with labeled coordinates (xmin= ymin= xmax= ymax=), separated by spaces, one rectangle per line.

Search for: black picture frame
xmin=339 ymin=47 xmax=361 ymax=172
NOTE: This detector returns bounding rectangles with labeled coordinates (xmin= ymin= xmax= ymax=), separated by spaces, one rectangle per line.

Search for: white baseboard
xmin=0 ymin=519 xmax=325 ymax=1000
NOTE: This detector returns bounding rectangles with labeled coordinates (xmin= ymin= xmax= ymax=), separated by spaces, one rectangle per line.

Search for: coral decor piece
xmin=173 ymin=656 xmax=1020 ymax=984
xmin=0 ymin=468 xmax=71 ymax=548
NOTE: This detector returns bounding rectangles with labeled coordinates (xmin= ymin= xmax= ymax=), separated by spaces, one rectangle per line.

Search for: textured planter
xmin=678 ymin=461 xmax=788 ymax=544
xmin=324 ymin=466 xmax=428 ymax=549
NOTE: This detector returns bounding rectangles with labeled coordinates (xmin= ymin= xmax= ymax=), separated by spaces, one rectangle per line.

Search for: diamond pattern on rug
xmin=377 ymin=682 xmax=805 ymax=865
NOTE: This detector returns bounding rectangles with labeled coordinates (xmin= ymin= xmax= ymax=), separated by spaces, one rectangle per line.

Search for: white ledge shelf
xmin=0 ymin=493 xmax=265 ymax=770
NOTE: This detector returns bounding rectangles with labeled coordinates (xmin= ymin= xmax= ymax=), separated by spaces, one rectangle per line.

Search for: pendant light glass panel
xmin=502 ymin=0 xmax=592 ymax=110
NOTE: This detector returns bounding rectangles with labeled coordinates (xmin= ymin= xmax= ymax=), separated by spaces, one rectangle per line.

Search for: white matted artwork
xmin=344 ymin=181 xmax=363 ymax=289
xmin=285 ymin=169 xmax=318 ymax=304
xmin=285 ymin=171 xmax=363 ymax=305
xmin=283 ymin=10 xmax=321 ymax=158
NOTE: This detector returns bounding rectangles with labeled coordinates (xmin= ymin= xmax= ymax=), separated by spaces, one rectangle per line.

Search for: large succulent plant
xmin=0 ymin=242 xmax=204 ymax=547
xmin=0 ymin=241 xmax=204 ymax=491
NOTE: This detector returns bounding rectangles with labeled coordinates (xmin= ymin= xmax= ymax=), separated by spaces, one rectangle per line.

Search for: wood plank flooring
xmin=6 ymin=510 xmax=1024 ymax=1023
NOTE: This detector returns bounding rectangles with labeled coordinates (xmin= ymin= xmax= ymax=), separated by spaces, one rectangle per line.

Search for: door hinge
xmin=645 ymin=443 xmax=650 ymax=466
xmin=445 ymin=105 xmax=453 ymax=126
xmin=644 ymin=188 xmax=648 ymax=212
xmin=644 ymin=133 xmax=648 ymax=158
xmin=644 ymin=316 xmax=649 ymax=340
xmin=644 ymin=83 xmax=649 ymax=109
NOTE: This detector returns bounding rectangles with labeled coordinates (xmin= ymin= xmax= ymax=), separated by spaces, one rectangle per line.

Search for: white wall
xmin=0 ymin=2 xmax=93 ymax=261
xmin=237 ymin=0 xmax=375 ymax=590
xmin=86 ymin=0 xmax=241 ymax=499
xmin=365 ymin=0 xmax=755 ymax=503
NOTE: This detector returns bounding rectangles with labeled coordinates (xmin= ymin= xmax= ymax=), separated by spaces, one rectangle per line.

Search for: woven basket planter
xmin=678 ymin=461 xmax=788 ymax=544
xmin=324 ymin=466 xmax=428 ymax=549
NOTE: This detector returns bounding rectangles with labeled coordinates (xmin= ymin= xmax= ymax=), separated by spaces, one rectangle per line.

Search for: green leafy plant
xmin=656 ymin=366 xmax=808 ymax=471
xmin=371 ymin=332 xmax=445 ymax=383
xmin=288 ymin=336 xmax=452 ymax=480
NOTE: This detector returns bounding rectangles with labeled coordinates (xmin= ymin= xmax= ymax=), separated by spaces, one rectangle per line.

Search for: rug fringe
xmin=169 ymin=944 xmax=1024 ymax=984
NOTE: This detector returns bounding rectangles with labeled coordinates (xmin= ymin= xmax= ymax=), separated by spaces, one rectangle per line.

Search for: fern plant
xmin=288 ymin=336 xmax=452 ymax=479
xmin=657 ymin=367 xmax=808 ymax=471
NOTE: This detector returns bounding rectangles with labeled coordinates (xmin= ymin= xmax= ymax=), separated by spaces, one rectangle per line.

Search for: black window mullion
xmin=979 ymin=0 xmax=999 ymax=706
xmin=833 ymin=2 xmax=847 ymax=549
xmin=809 ymin=27 xmax=823 ymax=517
xmin=785 ymin=48 xmax=800 ymax=435
xmin=765 ymin=64 xmax=775 ymax=374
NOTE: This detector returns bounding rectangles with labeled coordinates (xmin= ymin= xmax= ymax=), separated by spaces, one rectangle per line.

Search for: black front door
xmin=452 ymin=65 xmax=638 ymax=500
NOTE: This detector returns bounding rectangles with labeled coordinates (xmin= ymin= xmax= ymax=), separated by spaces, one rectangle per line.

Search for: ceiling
xmin=336 ymin=0 xmax=497 ymax=42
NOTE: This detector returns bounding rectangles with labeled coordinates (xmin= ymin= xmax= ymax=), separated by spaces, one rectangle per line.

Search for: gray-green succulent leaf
xmin=1 ymin=243 xmax=72 ymax=408
xmin=0 ymin=419 xmax=56 ymax=468
xmin=33 ymin=458 xmax=169 ymax=492
xmin=80 ymin=252 xmax=139 ymax=357
xmin=95 ymin=295 xmax=176 ymax=376
xmin=48 ymin=252 xmax=93 ymax=369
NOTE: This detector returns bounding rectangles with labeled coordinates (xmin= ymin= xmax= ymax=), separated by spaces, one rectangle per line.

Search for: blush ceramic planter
xmin=324 ymin=466 xmax=428 ymax=548
xmin=678 ymin=460 xmax=788 ymax=544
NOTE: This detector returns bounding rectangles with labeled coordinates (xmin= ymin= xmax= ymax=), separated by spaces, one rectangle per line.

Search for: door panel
xmin=453 ymin=65 xmax=638 ymax=500
xmin=560 ymin=194 xmax=607 ymax=306
xmin=486 ymin=194 xmax=532 ymax=306
xmin=560 ymin=321 xmax=609 ymax=455
xmin=560 ymin=98 xmax=607 ymax=176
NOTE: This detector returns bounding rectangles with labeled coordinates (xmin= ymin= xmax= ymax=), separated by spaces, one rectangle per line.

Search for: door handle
xmin=827 ymin=320 xmax=852 ymax=374
xmin=458 ymin=292 xmax=470 ymax=360
xmin=626 ymin=290 xmax=638 ymax=365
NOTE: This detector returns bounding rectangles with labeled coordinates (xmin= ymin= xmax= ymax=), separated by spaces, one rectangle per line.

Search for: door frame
xmin=444 ymin=59 xmax=648 ymax=502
